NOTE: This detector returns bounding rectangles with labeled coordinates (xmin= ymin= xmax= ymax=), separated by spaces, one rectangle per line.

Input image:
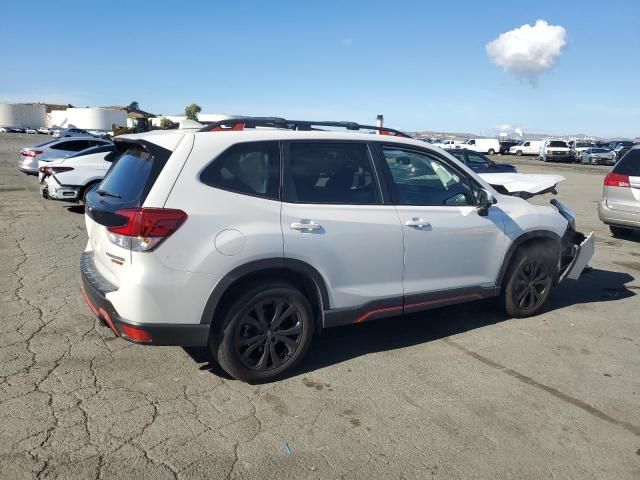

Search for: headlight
xmin=551 ymin=199 xmax=576 ymax=230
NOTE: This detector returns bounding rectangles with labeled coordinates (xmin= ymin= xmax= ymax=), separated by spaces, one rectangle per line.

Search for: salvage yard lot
xmin=1 ymin=135 xmax=639 ymax=479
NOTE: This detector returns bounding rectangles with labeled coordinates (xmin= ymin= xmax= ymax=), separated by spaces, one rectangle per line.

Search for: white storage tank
xmin=0 ymin=103 xmax=46 ymax=128
xmin=49 ymin=108 xmax=127 ymax=130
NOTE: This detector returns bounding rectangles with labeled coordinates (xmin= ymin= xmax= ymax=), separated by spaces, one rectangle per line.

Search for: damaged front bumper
xmin=559 ymin=230 xmax=595 ymax=281
xmin=40 ymin=176 xmax=80 ymax=202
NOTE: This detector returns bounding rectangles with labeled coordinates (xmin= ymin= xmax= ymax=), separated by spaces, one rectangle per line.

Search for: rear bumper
xmin=598 ymin=201 xmax=640 ymax=229
xmin=80 ymin=251 xmax=209 ymax=346
xmin=17 ymin=165 xmax=38 ymax=175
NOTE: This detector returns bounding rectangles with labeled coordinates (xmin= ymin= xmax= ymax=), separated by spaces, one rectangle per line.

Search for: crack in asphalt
xmin=443 ymin=337 xmax=640 ymax=437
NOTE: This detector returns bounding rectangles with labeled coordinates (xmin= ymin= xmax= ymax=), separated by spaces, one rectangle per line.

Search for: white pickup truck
xmin=509 ymin=140 xmax=543 ymax=156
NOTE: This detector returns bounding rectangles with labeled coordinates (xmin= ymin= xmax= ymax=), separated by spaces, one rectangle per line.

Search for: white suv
xmin=80 ymin=118 xmax=594 ymax=383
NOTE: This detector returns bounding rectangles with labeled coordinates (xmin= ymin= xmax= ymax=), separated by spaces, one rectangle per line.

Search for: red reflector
xmin=107 ymin=208 xmax=188 ymax=237
xmin=120 ymin=324 xmax=152 ymax=342
xmin=604 ymin=172 xmax=630 ymax=188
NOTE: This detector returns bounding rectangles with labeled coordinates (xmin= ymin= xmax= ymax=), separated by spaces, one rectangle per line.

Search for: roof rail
xmin=197 ymin=116 xmax=411 ymax=138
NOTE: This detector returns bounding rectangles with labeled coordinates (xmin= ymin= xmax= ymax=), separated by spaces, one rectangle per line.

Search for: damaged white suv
xmin=80 ymin=118 xmax=594 ymax=383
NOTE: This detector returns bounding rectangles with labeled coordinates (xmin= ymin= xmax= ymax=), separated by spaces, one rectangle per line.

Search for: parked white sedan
xmin=39 ymin=144 xmax=119 ymax=203
xmin=18 ymin=137 xmax=111 ymax=175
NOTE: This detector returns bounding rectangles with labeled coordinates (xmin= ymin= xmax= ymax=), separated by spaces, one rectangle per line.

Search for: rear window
xmin=200 ymin=141 xmax=280 ymax=200
xmin=34 ymin=139 xmax=58 ymax=148
xmin=69 ymin=144 xmax=115 ymax=158
xmin=613 ymin=149 xmax=640 ymax=176
xmin=97 ymin=147 xmax=155 ymax=203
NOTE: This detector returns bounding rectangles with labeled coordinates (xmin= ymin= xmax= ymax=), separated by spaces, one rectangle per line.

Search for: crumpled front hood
xmin=479 ymin=172 xmax=566 ymax=198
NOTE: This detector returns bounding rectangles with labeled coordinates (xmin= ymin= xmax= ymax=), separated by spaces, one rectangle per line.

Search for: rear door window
xmin=284 ymin=142 xmax=381 ymax=204
xmin=613 ymin=149 xmax=640 ymax=176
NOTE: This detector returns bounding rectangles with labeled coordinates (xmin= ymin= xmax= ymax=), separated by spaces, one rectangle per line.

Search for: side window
xmin=467 ymin=152 xmax=490 ymax=167
xmin=51 ymin=140 xmax=84 ymax=151
xmin=285 ymin=142 xmax=380 ymax=204
xmin=468 ymin=140 xmax=475 ymax=145
xmin=382 ymin=148 xmax=476 ymax=207
xmin=200 ymin=141 xmax=280 ymax=200
xmin=448 ymin=151 xmax=466 ymax=164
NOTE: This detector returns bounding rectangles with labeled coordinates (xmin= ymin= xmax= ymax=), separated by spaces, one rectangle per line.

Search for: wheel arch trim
xmin=199 ymin=258 xmax=330 ymax=325
xmin=496 ymin=230 xmax=563 ymax=288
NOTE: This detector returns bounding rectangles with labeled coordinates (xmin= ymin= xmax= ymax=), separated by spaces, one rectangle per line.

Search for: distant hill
xmin=410 ymin=129 xmax=637 ymax=142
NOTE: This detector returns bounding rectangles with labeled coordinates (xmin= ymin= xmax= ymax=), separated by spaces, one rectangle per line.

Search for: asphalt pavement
xmin=1 ymin=135 xmax=639 ymax=479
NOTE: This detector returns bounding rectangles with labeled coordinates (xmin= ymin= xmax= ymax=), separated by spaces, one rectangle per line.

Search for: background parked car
xmin=53 ymin=127 xmax=95 ymax=138
xmin=40 ymin=143 xmax=119 ymax=203
xmin=509 ymin=140 xmax=542 ymax=156
xmin=25 ymin=128 xmax=38 ymax=134
xmin=540 ymin=140 xmax=573 ymax=162
xmin=445 ymin=148 xmax=517 ymax=173
xmin=37 ymin=127 xmax=53 ymax=135
xmin=598 ymin=146 xmax=640 ymax=237
xmin=571 ymin=140 xmax=594 ymax=161
xmin=18 ymin=137 xmax=112 ymax=175
xmin=459 ymin=138 xmax=500 ymax=155
xmin=580 ymin=147 xmax=616 ymax=165
xmin=616 ymin=146 xmax=633 ymax=162
xmin=499 ymin=140 xmax=520 ymax=155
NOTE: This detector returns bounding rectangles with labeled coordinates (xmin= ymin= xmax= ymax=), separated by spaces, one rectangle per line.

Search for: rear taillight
xmin=39 ymin=166 xmax=74 ymax=177
xmin=21 ymin=150 xmax=43 ymax=157
xmin=106 ymin=208 xmax=187 ymax=252
xmin=604 ymin=172 xmax=630 ymax=188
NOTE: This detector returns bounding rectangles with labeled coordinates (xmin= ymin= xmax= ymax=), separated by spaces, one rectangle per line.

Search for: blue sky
xmin=1 ymin=0 xmax=638 ymax=137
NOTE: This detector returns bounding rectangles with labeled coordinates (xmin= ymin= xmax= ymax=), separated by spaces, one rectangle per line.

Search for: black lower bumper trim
xmin=80 ymin=253 xmax=209 ymax=347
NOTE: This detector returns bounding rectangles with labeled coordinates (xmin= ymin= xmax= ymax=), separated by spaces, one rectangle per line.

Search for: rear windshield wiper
xmin=96 ymin=189 xmax=121 ymax=199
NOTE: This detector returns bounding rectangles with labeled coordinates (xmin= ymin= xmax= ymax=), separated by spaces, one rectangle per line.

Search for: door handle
xmin=405 ymin=218 xmax=431 ymax=228
xmin=290 ymin=221 xmax=322 ymax=232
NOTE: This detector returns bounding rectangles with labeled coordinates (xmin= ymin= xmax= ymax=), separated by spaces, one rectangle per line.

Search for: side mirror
xmin=477 ymin=188 xmax=495 ymax=217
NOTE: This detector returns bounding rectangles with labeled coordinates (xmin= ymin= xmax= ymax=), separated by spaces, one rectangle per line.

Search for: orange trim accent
xmin=353 ymin=305 xmax=402 ymax=324
xmin=98 ymin=307 xmax=120 ymax=337
xmin=352 ymin=293 xmax=483 ymax=324
xmin=210 ymin=122 xmax=245 ymax=132
xmin=81 ymin=285 xmax=99 ymax=316
xmin=81 ymin=285 xmax=119 ymax=337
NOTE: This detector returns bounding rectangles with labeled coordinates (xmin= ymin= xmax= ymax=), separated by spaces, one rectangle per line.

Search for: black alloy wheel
xmin=211 ymin=283 xmax=314 ymax=383
xmin=512 ymin=260 xmax=551 ymax=311
xmin=234 ymin=299 xmax=303 ymax=371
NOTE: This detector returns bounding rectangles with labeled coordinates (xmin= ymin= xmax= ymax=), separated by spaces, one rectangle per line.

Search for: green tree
xmin=128 ymin=101 xmax=140 ymax=112
xmin=160 ymin=118 xmax=177 ymax=129
xmin=185 ymin=103 xmax=202 ymax=121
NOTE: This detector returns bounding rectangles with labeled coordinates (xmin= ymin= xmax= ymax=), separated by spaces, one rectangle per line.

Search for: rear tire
xmin=488 ymin=149 xmax=495 ymax=155
xmin=501 ymin=244 xmax=555 ymax=318
xmin=609 ymin=225 xmax=634 ymax=237
xmin=210 ymin=283 xmax=314 ymax=383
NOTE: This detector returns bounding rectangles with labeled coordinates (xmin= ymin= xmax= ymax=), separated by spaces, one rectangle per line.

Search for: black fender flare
xmin=496 ymin=230 xmax=563 ymax=288
xmin=199 ymin=258 xmax=330 ymax=324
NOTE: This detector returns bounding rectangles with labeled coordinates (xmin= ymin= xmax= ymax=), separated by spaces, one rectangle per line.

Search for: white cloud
xmin=341 ymin=37 xmax=353 ymax=47
xmin=486 ymin=20 xmax=567 ymax=85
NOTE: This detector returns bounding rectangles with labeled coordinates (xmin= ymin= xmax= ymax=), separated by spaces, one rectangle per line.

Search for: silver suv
xmin=599 ymin=146 xmax=640 ymax=236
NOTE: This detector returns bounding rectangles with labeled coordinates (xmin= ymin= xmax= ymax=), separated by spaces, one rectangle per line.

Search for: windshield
xmin=548 ymin=141 xmax=568 ymax=148
xmin=575 ymin=142 xmax=592 ymax=148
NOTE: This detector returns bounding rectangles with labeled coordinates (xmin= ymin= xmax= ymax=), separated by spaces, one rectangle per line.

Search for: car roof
xmin=118 ymin=128 xmax=442 ymax=151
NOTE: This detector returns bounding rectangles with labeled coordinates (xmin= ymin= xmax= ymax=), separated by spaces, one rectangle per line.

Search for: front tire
xmin=210 ymin=283 xmax=314 ymax=383
xmin=610 ymin=225 xmax=634 ymax=237
xmin=516 ymin=150 xmax=522 ymax=156
xmin=502 ymin=245 xmax=555 ymax=318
